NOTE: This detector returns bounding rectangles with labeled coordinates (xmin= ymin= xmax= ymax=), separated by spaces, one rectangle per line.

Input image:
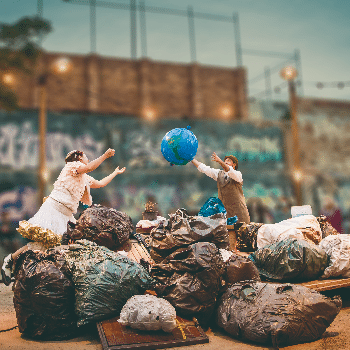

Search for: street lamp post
xmin=37 ymin=57 xmax=72 ymax=206
xmin=280 ymin=66 xmax=302 ymax=206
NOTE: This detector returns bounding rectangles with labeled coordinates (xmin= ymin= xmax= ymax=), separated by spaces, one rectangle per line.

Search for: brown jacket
xmin=217 ymin=170 xmax=250 ymax=223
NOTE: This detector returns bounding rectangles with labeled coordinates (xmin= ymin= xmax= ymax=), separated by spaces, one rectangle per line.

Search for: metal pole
xmin=187 ymin=6 xmax=197 ymax=62
xmin=130 ymin=0 xmax=137 ymax=59
xmin=139 ymin=0 xmax=147 ymax=57
xmin=90 ymin=0 xmax=97 ymax=53
xmin=38 ymin=75 xmax=48 ymax=206
xmin=233 ymin=13 xmax=242 ymax=66
xmin=288 ymin=79 xmax=302 ymax=206
xmin=264 ymin=66 xmax=272 ymax=99
xmin=294 ymin=49 xmax=304 ymax=96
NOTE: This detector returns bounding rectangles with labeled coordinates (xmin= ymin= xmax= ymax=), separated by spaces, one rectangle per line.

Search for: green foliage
xmin=0 ymin=16 xmax=52 ymax=110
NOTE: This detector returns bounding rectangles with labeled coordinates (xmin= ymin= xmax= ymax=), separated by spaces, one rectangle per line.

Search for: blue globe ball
xmin=161 ymin=126 xmax=198 ymax=165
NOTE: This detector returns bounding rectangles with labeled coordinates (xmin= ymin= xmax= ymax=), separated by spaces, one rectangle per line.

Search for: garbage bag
xmin=216 ymin=281 xmax=342 ymax=347
xmin=150 ymin=208 xmax=229 ymax=263
xmin=219 ymin=249 xmax=260 ymax=285
xmin=12 ymin=247 xmax=77 ymax=340
xmin=64 ymin=239 xmax=155 ymax=326
xmin=118 ymin=294 xmax=177 ymax=332
xmin=198 ymin=197 xmax=226 ymax=217
xmin=63 ymin=204 xmax=134 ymax=251
xmin=317 ymin=215 xmax=340 ymax=238
xmin=235 ymin=222 xmax=263 ymax=252
xmin=249 ymin=238 xmax=328 ymax=282
xmin=320 ymin=234 xmax=350 ymax=278
xmin=151 ymin=242 xmax=225 ymax=327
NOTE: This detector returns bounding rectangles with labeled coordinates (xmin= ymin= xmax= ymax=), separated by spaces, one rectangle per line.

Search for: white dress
xmin=18 ymin=161 xmax=94 ymax=249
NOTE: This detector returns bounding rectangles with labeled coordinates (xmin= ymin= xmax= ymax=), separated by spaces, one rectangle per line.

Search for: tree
xmin=0 ymin=16 xmax=52 ymax=110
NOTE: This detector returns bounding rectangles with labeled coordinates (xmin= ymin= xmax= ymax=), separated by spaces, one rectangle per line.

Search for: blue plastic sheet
xmin=198 ymin=197 xmax=226 ymax=217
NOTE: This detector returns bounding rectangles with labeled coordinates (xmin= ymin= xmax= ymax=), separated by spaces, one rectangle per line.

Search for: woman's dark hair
xmin=65 ymin=150 xmax=84 ymax=163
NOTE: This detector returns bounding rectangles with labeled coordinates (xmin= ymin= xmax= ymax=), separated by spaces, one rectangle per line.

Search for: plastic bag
xmin=219 ymin=249 xmax=260 ymax=285
xmin=12 ymin=247 xmax=77 ymax=340
xmin=64 ymin=239 xmax=155 ymax=326
xmin=320 ymin=234 xmax=350 ymax=278
xmin=63 ymin=204 xmax=134 ymax=251
xmin=151 ymin=242 xmax=225 ymax=327
xmin=249 ymin=238 xmax=328 ymax=282
xmin=235 ymin=222 xmax=263 ymax=252
xmin=216 ymin=281 xmax=342 ymax=347
xmin=118 ymin=294 xmax=176 ymax=332
xmin=198 ymin=197 xmax=226 ymax=217
xmin=150 ymin=208 xmax=229 ymax=263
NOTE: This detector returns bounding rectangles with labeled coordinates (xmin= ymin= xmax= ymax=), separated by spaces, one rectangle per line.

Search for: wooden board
xmin=295 ymin=278 xmax=350 ymax=292
xmin=96 ymin=316 xmax=209 ymax=350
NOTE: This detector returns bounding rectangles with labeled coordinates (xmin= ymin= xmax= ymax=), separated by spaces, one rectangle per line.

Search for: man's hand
xmin=211 ymin=152 xmax=221 ymax=163
xmin=104 ymin=148 xmax=115 ymax=158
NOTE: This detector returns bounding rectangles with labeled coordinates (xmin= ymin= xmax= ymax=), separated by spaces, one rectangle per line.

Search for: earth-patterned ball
xmin=161 ymin=126 xmax=198 ymax=165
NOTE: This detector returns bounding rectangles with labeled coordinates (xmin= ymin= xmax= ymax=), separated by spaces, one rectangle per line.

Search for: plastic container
xmin=291 ymin=205 xmax=312 ymax=218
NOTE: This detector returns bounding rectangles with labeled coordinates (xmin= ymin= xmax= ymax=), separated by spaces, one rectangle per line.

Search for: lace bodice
xmin=53 ymin=161 xmax=94 ymax=204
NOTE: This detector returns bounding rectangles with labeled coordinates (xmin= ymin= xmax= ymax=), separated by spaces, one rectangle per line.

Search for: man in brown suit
xmin=191 ymin=152 xmax=250 ymax=224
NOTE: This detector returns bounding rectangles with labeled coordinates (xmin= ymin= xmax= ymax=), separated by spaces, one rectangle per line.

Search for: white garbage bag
xmin=118 ymin=294 xmax=177 ymax=332
xmin=319 ymin=234 xmax=350 ymax=279
xmin=257 ymin=215 xmax=322 ymax=249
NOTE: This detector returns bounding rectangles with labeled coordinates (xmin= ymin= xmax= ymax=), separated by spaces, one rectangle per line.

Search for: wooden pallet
xmin=96 ymin=316 xmax=209 ymax=350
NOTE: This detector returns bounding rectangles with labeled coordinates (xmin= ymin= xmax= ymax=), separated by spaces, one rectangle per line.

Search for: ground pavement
xmin=1 ymin=282 xmax=350 ymax=350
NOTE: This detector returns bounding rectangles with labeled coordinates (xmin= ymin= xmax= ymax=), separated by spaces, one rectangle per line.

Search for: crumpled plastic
xmin=317 ymin=215 xmax=340 ymax=238
xmin=216 ymin=281 xmax=342 ymax=347
xmin=64 ymin=239 xmax=154 ymax=326
xmin=150 ymin=208 xmax=229 ymax=263
xmin=319 ymin=234 xmax=350 ymax=278
xmin=12 ymin=247 xmax=77 ymax=340
xmin=249 ymin=238 xmax=328 ymax=282
xmin=63 ymin=204 xmax=134 ymax=251
xmin=118 ymin=294 xmax=177 ymax=332
xmin=235 ymin=222 xmax=263 ymax=252
xmin=17 ymin=220 xmax=62 ymax=249
xmin=219 ymin=249 xmax=261 ymax=285
xmin=151 ymin=242 xmax=225 ymax=327
xmin=198 ymin=197 xmax=227 ymax=217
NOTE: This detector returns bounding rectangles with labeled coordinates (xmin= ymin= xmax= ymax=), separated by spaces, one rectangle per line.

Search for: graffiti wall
xmin=0 ymin=109 xmax=291 ymax=226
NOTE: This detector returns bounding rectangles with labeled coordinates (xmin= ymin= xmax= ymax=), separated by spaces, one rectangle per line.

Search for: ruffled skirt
xmin=17 ymin=197 xmax=76 ymax=249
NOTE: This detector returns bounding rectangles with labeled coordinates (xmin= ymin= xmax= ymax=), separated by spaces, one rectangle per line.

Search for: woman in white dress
xmin=1 ymin=148 xmax=126 ymax=285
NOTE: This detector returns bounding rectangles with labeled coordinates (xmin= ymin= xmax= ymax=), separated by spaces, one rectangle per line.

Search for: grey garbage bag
xmin=63 ymin=204 xmax=134 ymax=251
xmin=12 ymin=247 xmax=77 ymax=340
xmin=118 ymin=294 xmax=177 ymax=332
xmin=249 ymin=238 xmax=328 ymax=282
xmin=64 ymin=240 xmax=155 ymax=326
xmin=216 ymin=281 xmax=342 ymax=347
xmin=151 ymin=242 xmax=225 ymax=327
xmin=150 ymin=208 xmax=229 ymax=263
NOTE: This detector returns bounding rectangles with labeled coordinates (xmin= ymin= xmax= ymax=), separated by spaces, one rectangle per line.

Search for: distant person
xmin=247 ymin=197 xmax=273 ymax=224
xmin=191 ymin=152 xmax=250 ymax=223
xmin=1 ymin=149 xmax=126 ymax=286
xmin=320 ymin=197 xmax=344 ymax=234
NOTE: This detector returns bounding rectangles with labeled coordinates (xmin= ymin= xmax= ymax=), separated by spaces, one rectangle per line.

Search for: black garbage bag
xmin=198 ymin=197 xmax=226 ymax=217
xmin=249 ymin=238 xmax=328 ymax=282
xmin=216 ymin=281 xmax=342 ymax=347
xmin=150 ymin=208 xmax=229 ymax=263
xmin=223 ymin=252 xmax=261 ymax=285
xmin=235 ymin=222 xmax=263 ymax=252
xmin=12 ymin=247 xmax=77 ymax=340
xmin=317 ymin=215 xmax=340 ymax=238
xmin=64 ymin=239 xmax=155 ymax=326
xmin=151 ymin=242 xmax=225 ymax=327
xmin=63 ymin=204 xmax=134 ymax=251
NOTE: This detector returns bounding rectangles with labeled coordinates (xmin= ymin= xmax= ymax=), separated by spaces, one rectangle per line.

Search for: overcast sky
xmin=1 ymin=0 xmax=350 ymax=102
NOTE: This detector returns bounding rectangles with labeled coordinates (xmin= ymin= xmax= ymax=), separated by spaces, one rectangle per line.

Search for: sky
xmin=1 ymin=0 xmax=350 ymax=102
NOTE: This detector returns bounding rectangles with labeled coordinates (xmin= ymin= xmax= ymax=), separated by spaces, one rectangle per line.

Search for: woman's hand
xmin=115 ymin=166 xmax=126 ymax=175
xmin=104 ymin=148 xmax=115 ymax=158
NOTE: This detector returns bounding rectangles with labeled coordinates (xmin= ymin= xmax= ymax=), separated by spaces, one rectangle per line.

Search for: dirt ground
xmin=1 ymin=282 xmax=350 ymax=350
